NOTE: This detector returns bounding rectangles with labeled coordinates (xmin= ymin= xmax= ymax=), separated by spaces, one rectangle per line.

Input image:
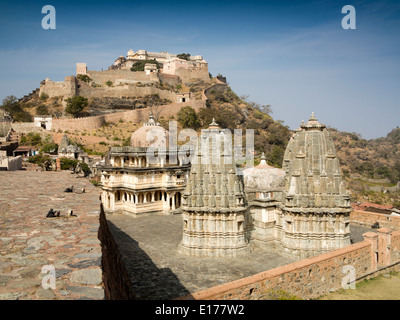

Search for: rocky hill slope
xmin=5 ymin=78 xmax=400 ymax=206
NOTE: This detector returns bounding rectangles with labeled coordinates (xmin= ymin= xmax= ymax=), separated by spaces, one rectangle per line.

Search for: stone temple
xmin=243 ymin=113 xmax=352 ymax=258
xmin=100 ymin=113 xmax=352 ymax=259
xmin=178 ymin=113 xmax=352 ymax=258
xmin=178 ymin=119 xmax=250 ymax=257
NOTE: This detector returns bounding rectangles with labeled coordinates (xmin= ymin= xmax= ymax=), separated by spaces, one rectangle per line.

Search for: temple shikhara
xmin=100 ymin=113 xmax=352 ymax=259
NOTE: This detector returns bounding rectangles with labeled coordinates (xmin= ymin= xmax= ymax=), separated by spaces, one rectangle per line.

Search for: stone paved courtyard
xmin=107 ymin=213 xmax=371 ymax=300
xmin=0 ymin=171 xmax=103 ymax=300
xmin=0 ymin=170 xmax=372 ymax=300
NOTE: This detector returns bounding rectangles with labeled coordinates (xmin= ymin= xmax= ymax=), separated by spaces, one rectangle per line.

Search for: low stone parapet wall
xmin=178 ymin=225 xmax=400 ymax=300
xmin=0 ymin=155 xmax=22 ymax=170
xmin=351 ymin=210 xmax=400 ymax=230
xmin=98 ymin=204 xmax=136 ymax=299
xmin=178 ymin=241 xmax=373 ymax=300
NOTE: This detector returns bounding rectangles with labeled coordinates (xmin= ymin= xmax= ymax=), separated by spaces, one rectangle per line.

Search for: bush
xmin=20 ymin=132 xmax=42 ymax=146
xmin=59 ymin=157 xmax=91 ymax=176
xmin=65 ymin=96 xmax=88 ymax=117
xmin=36 ymin=105 xmax=49 ymax=115
xmin=177 ymin=106 xmax=201 ymax=130
xmin=27 ymin=153 xmax=52 ymax=166
xmin=77 ymin=74 xmax=92 ymax=83
xmin=1 ymin=95 xmax=32 ymax=122
xmin=41 ymin=142 xmax=58 ymax=153
xmin=40 ymin=92 xmax=49 ymax=101
xmin=59 ymin=157 xmax=78 ymax=170
xmin=177 ymin=53 xmax=190 ymax=61
xmin=105 ymin=80 xmax=113 ymax=87
xmin=130 ymin=59 xmax=161 ymax=72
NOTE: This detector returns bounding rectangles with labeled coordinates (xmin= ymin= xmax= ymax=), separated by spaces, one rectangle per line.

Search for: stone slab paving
xmin=107 ymin=213 xmax=372 ymax=300
xmin=107 ymin=214 xmax=294 ymax=300
xmin=0 ymin=171 xmax=103 ymax=300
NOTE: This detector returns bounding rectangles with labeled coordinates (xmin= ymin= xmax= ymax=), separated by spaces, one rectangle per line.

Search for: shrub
xmin=177 ymin=53 xmax=190 ymax=61
xmin=1 ymin=95 xmax=32 ymax=122
xmin=27 ymin=153 xmax=53 ymax=168
xmin=77 ymin=74 xmax=92 ymax=83
xmin=177 ymin=106 xmax=201 ymax=130
xmin=41 ymin=142 xmax=58 ymax=153
xmin=20 ymin=132 xmax=42 ymax=146
xmin=40 ymin=92 xmax=49 ymax=101
xmin=36 ymin=104 xmax=49 ymax=115
xmin=130 ymin=59 xmax=161 ymax=72
xmin=59 ymin=157 xmax=78 ymax=171
xmin=65 ymin=96 xmax=88 ymax=118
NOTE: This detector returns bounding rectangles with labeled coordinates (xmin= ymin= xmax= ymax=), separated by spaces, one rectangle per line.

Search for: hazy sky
xmin=0 ymin=0 xmax=399 ymax=139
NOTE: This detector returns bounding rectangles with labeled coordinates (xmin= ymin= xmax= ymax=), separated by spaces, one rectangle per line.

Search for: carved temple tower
xmin=178 ymin=119 xmax=250 ymax=257
xmin=280 ymin=113 xmax=352 ymax=257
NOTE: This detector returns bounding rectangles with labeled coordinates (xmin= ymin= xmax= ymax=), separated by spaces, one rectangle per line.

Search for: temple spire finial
xmin=260 ymin=152 xmax=267 ymax=165
xmin=209 ymin=118 xmax=220 ymax=128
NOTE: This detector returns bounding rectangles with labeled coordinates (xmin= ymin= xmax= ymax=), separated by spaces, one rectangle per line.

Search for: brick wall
xmin=351 ymin=210 xmax=400 ymax=230
xmin=177 ymin=221 xmax=400 ymax=300
xmin=178 ymin=241 xmax=373 ymax=300
xmin=391 ymin=230 xmax=400 ymax=262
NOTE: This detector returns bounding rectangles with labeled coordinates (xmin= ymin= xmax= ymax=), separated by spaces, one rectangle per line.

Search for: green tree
xmin=65 ymin=96 xmax=88 ymax=117
xmin=177 ymin=106 xmax=201 ymax=129
xmin=130 ymin=59 xmax=161 ymax=72
xmin=177 ymin=53 xmax=191 ymax=61
xmin=77 ymin=74 xmax=92 ymax=83
xmin=41 ymin=142 xmax=58 ymax=153
xmin=1 ymin=95 xmax=22 ymax=117
xmin=20 ymin=132 xmax=42 ymax=146
xmin=105 ymin=80 xmax=113 ymax=87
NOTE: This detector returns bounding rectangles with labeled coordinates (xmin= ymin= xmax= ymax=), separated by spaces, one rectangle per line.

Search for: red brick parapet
xmin=351 ymin=210 xmax=400 ymax=230
xmin=177 ymin=241 xmax=372 ymax=300
xmin=363 ymin=232 xmax=378 ymax=271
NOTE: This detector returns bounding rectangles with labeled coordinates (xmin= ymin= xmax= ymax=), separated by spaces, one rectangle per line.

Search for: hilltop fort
xmin=39 ymin=49 xmax=210 ymax=113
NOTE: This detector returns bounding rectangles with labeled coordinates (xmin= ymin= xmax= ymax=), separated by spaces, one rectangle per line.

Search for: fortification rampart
xmin=11 ymin=123 xmax=46 ymax=134
xmin=51 ymin=100 xmax=206 ymax=132
xmin=87 ymin=69 xmax=159 ymax=86
xmin=177 ymin=210 xmax=400 ymax=300
xmin=78 ymin=84 xmax=177 ymax=102
xmin=175 ymin=67 xmax=210 ymax=84
xmin=158 ymin=73 xmax=181 ymax=87
xmin=40 ymin=76 xmax=77 ymax=99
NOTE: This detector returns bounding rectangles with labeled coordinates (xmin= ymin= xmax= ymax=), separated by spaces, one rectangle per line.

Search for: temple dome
xmin=130 ymin=115 xmax=169 ymax=148
xmin=243 ymin=153 xmax=286 ymax=190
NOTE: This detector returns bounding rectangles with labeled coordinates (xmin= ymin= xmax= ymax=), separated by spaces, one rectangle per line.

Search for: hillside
xmin=4 ymin=76 xmax=399 ymax=206
xmin=330 ymin=127 xmax=400 ymax=206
